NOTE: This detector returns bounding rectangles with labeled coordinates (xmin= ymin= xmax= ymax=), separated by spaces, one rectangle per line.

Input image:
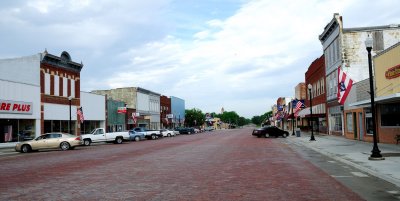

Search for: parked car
xmin=194 ymin=128 xmax=200 ymax=133
xmin=204 ymin=126 xmax=214 ymax=131
xmin=15 ymin=133 xmax=82 ymax=153
xmin=252 ymin=126 xmax=289 ymax=138
xmin=175 ymin=127 xmax=195 ymax=134
xmin=160 ymin=129 xmax=176 ymax=137
xmin=129 ymin=130 xmax=146 ymax=141
xmin=132 ymin=127 xmax=162 ymax=140
xmin=172 ymin=129 xmax=180 ymax=135
xmin=81 ymin=128 xmax=130 ymax=146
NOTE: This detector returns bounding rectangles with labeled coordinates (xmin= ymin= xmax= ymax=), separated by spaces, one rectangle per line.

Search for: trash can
xmin=295 ymin=129 xmax=301 ymax=137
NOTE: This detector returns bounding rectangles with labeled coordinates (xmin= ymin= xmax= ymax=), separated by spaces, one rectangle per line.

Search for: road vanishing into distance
xmin=1 ymin=128 xmax=399 ymax=200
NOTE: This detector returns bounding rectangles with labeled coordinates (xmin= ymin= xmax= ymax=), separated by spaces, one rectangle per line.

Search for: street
xmin=0 ymin=128 xmax=399 ymax=200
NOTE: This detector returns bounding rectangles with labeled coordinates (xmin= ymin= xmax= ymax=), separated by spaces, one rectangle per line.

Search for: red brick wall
xmin=40 ymin=62 xmax=81 ymax=135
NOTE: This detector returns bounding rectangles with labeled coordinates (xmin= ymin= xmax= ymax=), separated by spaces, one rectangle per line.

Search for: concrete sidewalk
xmin=287 ymin=131 xmax=400 ymax=188
xmin=0 ymin=142 xmax=17 ymax=150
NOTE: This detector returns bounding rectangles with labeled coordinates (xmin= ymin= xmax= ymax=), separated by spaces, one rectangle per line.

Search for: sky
xmin=1 ymin=0 xmax=399 ymax=118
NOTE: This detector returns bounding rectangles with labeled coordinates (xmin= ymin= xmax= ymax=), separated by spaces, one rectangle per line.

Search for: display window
xmin=0 ymin=119 xmax=35 ymax=142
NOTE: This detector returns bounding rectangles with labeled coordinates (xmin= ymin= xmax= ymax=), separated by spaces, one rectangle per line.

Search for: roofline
xmin=343 ymin=24 xmax=400 ymax=32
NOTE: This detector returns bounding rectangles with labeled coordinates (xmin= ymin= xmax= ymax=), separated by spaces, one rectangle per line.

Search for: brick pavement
xmin=0 ymin=128 xmax=363 ymax=200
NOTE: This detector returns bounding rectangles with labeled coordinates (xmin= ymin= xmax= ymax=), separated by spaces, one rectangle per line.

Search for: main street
xmin=0 ymin=128 xmax=399 ymax=200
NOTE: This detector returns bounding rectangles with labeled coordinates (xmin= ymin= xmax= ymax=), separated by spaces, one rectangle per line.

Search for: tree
xmin=251 ymin=115 xmax=263 ymax=125
xmin=185 ymin=108 xmax=205 ymax=127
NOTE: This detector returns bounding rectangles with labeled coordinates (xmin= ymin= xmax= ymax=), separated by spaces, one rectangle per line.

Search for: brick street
xmin=0 ymin=128 xmax=363 ymax=201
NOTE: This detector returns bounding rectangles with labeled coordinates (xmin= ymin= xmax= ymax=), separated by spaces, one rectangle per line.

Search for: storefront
xmin=349 ymin=42 xmax=400 ymax=144
xmin=0 ymin=54 xmax=41 ymax=143
xmin=80 ymin=92 xmax=106 ymax=134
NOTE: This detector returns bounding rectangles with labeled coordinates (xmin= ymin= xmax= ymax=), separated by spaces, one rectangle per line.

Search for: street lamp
xmin=68 ymin=96 xmax=72 ymax=134
xmin=292 ymin=100 xmax=295 ymax=136
xmin=365 ymin=36 xmax=383 ymax=159
xmin=308 ymin=84 xmax=315 ymax=141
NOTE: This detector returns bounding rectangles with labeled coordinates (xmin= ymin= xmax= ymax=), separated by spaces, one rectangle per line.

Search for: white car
xmin=160 ymin=129 xmax=176 ymax=137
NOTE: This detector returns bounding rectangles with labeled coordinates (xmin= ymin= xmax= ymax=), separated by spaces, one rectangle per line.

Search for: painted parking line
xmin=351 ymin=172 xmax=369 ymax=177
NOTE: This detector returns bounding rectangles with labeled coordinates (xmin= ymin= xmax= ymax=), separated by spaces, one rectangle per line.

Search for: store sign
xmin=117 ymin=107 xmax=127 ymax=113
xmin=385 ymin=64 xmax=400 ymax=79
xmin=166 ymin=114 xmax=174 ymax=118
xmin=0 ymin=100 xmax=33 ymax=115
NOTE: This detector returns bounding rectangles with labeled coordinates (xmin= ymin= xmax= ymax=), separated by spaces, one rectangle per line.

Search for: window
xmin=71 ymin=79 xmax=75 ymax=98
xmin=380 ymin=103 xmax=400 ymax=126
xmin=373 ymin=31 xmax=384 ymax=51
xmin=365 ymin=113 xmax=373 ymax=135
xmin=63 ymin=77 xmax=68 ymax=97
xmin=54 ymin=75 xmax=59 ymax=96
xmin=321 ymin=78 xmax=325 ymax=94
xmin=346 ymin=113 xmax=353 ymax=132
xmin=45 ymin=73 xmax=50 ymax=95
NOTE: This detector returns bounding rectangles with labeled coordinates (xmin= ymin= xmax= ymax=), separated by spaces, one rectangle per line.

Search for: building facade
xmin=106 ymin=98 xmax=126 ymax=132
xmin=0 ymin=51 xmax=107 ymax=142
xmin=349 ymin=42 xmax=400 ymax=144
xmin=304 ymin=55 xmax=328 ymax=134
xmin=0 ymin=54 xmax=41 ymax=142
xmin=160 ymin=95 xmax=171 ymax=129
xmin=80 ymin=92 xmax=106 ymax=134
xmin=92 ymin=87 xmax=161 ymax=130
xmin=170 ymin=96 xmax=185 ymax=128
xmin=319 ymin=13 xmax=400 ymax=135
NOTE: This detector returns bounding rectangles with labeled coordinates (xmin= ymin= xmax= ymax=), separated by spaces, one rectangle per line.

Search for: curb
xmin=288 ymin=137 xmax=400 ymax=188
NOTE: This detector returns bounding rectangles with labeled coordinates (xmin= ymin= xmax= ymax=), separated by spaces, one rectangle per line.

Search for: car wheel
xmin=282 ymin=132 xmax=288 ymax=138
xmin=83 ymin=139 xmax=91 ymax=146
xmin=265 ymin=133 xmax=270 ymax=138
xmin=134 ymin=136 xmax=140 ymax=142
xmin=167 ymin=133 xmax=171 ymax=137
xmin=60 ymin=142 xmax=70 ymax=151
xmin=151 ymin=135 xmax=157 ymax=140
xmin=188 ymin=132 xmax=191 ymax=135
xmin=21 ymin=144 xmax=31 ymax=153
xmin=116 ymin=137 xmax=123 ymax=144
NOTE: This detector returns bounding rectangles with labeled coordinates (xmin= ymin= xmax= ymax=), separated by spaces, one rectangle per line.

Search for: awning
xmin=349 ymin=93 xmax=400 ymax=107
xmin=297 ymin=108 xmax=310 ymax=118
xmin=286 ymin=113 xmax=295 ymax=119
xmin=297 ymin=108 xmax=326 ymax=118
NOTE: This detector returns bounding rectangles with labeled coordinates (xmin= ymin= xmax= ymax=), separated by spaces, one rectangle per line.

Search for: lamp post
xmin=365 ymin=36 xmax=383 ymax=159
xmin=68 ymin=96 xmax=72 ymax=134
xmin=292 ymin=100 xmax=295 ymax=136
xmin=308 ymin=84 xmax=315 ymax=141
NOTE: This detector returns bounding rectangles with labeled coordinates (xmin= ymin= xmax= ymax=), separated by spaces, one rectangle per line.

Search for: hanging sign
xmin=117 ymin=107 xmax=127 ymax=113
xmin=385 ymin=64 xmax=400 ymax=79
xmin=0 ymin=100 xmax=33 ymax=115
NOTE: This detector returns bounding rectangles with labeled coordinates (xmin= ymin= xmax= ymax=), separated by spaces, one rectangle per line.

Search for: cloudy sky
xmin=1 ymin=0 xmax=399 ymax=118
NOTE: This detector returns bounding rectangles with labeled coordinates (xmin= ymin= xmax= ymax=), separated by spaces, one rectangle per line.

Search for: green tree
xmin=251 ymin=115 xmax=263 ymax=125
xmin=185 ymin=108 xmax=205 ymax=127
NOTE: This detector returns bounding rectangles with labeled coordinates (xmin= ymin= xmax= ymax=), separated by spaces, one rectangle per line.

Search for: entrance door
xmin=359 ymin=112 xmax=364 ymax=140
xmin=353 ymin=112 xmax=357 ymax=139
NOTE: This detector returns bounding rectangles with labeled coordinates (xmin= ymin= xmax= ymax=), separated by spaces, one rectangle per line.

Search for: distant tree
xmin=185 ymin=108 xmax=205 ymax=127
xmin=251 ymin=115 xmax=263 ymax=125
xmin=238 ymin=117 xmax=250 ymax=126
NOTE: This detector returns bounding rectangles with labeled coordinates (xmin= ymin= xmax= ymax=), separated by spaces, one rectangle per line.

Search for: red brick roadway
xmin=0 ymin=128 xmax=363 ymax=201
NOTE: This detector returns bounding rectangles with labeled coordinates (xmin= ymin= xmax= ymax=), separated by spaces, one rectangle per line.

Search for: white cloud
xmin=1 ymin=0 xmax=399 ymax=118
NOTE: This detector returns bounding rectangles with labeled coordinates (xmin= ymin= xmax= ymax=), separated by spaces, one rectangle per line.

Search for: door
xmin=353 ymin=112 xmax=357 ymax=139
xmin=92 ymin=129 xmax=106 ymax=142
xmin=359 ymin=112 xmax=364 ymax=141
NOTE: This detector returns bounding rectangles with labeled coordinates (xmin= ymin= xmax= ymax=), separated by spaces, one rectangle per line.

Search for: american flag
xmin=77 ymin=107 xmax=84 ymax=123
xmin=295 ymin=101 xmax=303 ymax=112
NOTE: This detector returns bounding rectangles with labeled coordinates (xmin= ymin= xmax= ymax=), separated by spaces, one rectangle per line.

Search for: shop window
xmin=346 ymin=113 xmax=353 ymax=132
xmin=365 ymin=113 xmax=373 ymax=135
xmin=380 ymin=103 xmax=400 ymax=127
xmin=19 ymin=119 xmax=35 ymax=141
